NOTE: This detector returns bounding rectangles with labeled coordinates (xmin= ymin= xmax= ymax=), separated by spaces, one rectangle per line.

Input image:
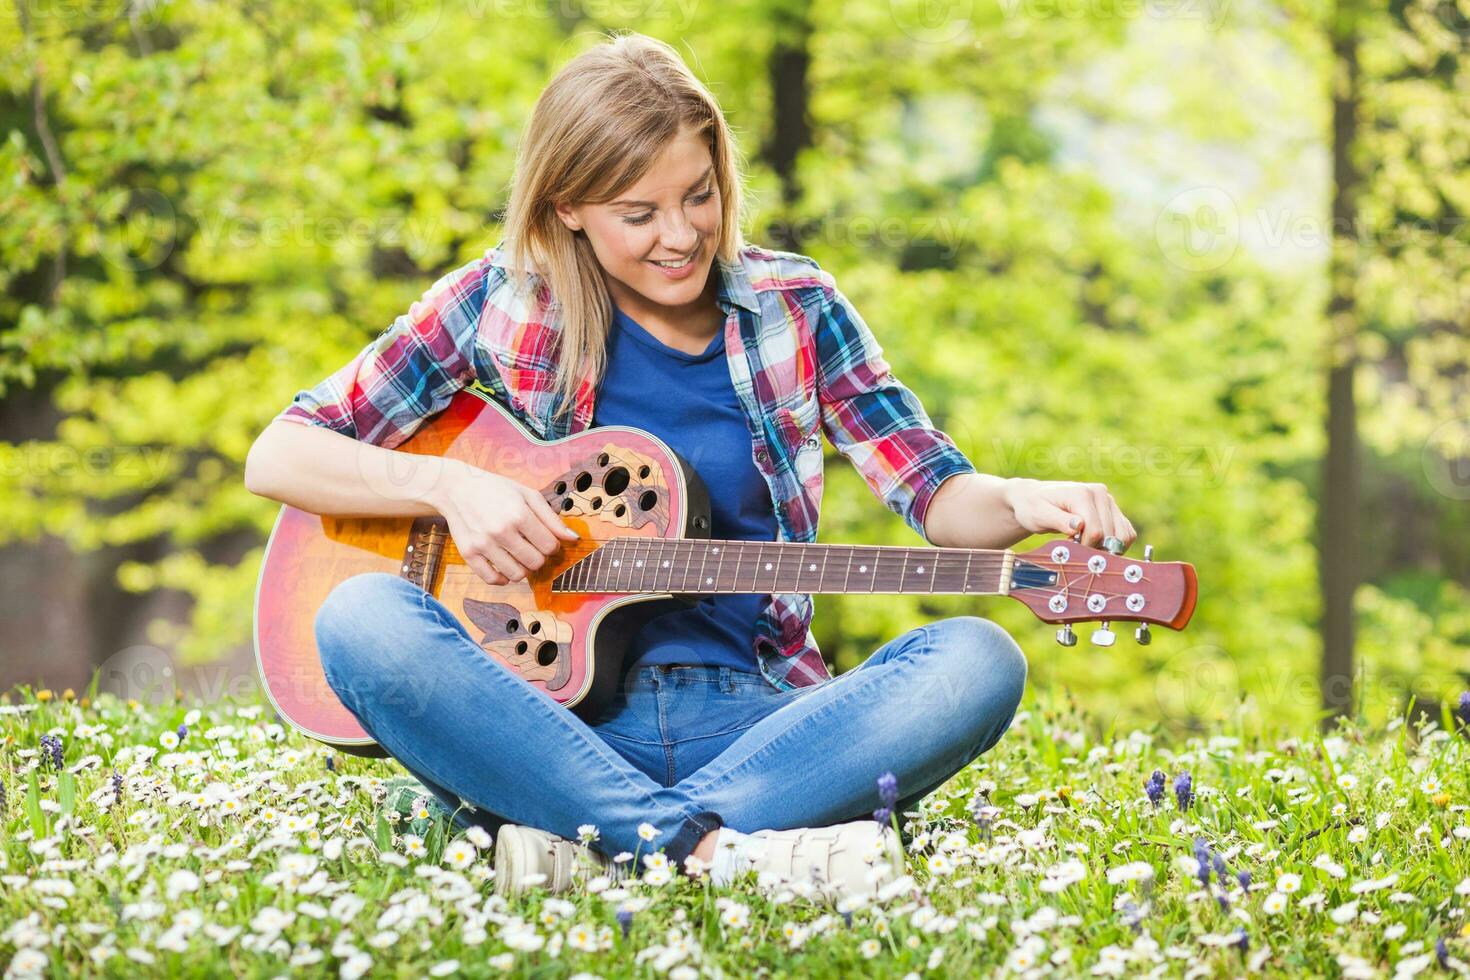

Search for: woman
xmin=244 ymin=32 xmax=1135 ymax=898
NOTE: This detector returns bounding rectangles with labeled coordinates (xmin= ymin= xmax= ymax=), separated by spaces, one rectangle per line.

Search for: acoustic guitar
xmin=254 ymin=387 xmax=1197 ymax=756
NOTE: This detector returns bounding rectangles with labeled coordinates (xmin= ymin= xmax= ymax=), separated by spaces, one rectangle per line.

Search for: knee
xmin=928 ymin=615 xmax=1028 ymax=709
xmin=314 ymin=572 xmax=420 ymax=679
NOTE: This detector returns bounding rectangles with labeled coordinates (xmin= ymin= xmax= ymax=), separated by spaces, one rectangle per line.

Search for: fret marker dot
xmin=612 ymin=560 xmax=621 ymax=567
xmin=916 ymin=566 xmax=925 ymax=574
xmin=635 ymin=560 xmax=643 ymax=567
xmin=662 ymin=560 xmax=670 ymax=568
xmin=859 ymin=565 xmax=868 ymax=573
xmin=705 ymin=576 xmax=713 ymax=584
xmin=808 ymin=563 xmax=816 ymax=571
xmin=765 ymin=563 xmax=773 ymax=570
xmin=712 ymin=547 xmax=719 ymax=554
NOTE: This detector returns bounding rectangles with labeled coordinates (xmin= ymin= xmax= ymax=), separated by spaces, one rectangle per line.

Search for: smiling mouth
xmin=647 ymin=246 xmax=699 ymax=270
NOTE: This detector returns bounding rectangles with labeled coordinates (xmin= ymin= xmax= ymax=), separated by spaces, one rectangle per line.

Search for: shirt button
xmin=755 ymin=449 xmax=769 ymax=463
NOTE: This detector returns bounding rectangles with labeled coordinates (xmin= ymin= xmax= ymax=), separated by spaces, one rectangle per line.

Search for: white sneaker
xmin=493 ymin=825 xmax=616 ymax=896
xmin=728 ymin=820 xmax=906 ymax=901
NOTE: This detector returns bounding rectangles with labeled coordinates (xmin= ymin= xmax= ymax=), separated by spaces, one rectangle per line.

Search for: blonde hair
xmin=503 ymin=32 xmax=747 ymax=420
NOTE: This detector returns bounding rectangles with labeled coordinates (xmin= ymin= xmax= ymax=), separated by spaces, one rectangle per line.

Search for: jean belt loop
xmin=718 ymin=666 xmax=734 ymax=694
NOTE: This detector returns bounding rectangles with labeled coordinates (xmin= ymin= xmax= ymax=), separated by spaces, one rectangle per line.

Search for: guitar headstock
xmin=1006 ymin=538 xmax=1197 ymax=647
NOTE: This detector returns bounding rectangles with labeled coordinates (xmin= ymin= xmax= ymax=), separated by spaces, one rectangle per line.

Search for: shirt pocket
xmin=772 ymin=395 xmax=821 ymax=453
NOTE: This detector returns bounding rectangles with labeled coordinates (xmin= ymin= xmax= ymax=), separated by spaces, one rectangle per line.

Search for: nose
xmin=656 ymin=205 xmax=699 ymax=255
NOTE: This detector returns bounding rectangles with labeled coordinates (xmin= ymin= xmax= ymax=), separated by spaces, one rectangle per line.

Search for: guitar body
xmin=254 ymin=387 xmax=712 ymax=757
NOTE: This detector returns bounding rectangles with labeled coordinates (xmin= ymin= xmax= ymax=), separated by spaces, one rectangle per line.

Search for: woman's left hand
xmin=1002 ymin=477 xmax=1138 ymax=551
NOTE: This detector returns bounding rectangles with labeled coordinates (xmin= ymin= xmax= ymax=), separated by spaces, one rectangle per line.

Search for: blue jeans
xmin=315 ymin=573 xmax=1027 ymax=867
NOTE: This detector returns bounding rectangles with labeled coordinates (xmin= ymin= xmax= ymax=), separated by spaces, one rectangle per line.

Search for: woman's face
xmin=554 ymin=126 xmax=722 ymax=320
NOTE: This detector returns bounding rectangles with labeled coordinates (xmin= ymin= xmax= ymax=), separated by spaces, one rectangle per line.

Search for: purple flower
xmin=877 ymin=772 xmax=899 ymax=809
xmin=1459 ymin=691 xmax=1470 ymax=726
xmin=1437 ymin=937 xmax=1450 ymax=968
xmin=326 ymin=754 xmax=336 ymax=773
xmin=1144 ymin=770 xmax=1167 ymax=806
xmin=1121 ymin=899 xmax=1144 ymax=932
xmin=872 ymin=772 xmax=899 ymax=826
xmin=1237 ymin=869 xmax=1251 ymax=891
xmin=1192 ymin=837 xmax=1212 ymax=889
xmin=616 ymin=907 xmax=634 ymax=939
xmin=177 ymin=723 xmax=188 ymax=740
xmin=110 ymin=769 xmax=123 ymax=806
xmin=38 ymin=734 xmax=63 ymax=770
xmin=1232 ymin=928 xmax=1249 ymax=953
xmin=1174 ymin=771 xmax=1194 ymax=811
xmin=0 ymin=778 xmax=6 ymax=814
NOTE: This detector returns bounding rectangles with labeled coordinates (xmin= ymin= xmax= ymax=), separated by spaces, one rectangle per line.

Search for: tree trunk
xmin=762 ymin=0 xmax=812 ymax=251
xmin=1320 ymin=7 xmax=1361 ymax=725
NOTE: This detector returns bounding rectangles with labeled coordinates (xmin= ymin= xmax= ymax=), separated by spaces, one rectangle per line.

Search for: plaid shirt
xmin=275 ymin=242 xmax=976 ymax=690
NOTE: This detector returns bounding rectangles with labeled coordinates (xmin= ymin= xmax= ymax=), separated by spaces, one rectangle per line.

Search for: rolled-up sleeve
xmin=813 ymin=270 xmax=976 ymax=542
xmin=274 ymin=259 xmax=495 ymax=449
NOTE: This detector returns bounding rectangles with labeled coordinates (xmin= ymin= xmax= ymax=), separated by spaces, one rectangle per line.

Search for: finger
xmin=515 ymin=510 xmax=562 ymax=559
xmin=1107 ymin=497 xmax=1136 ymax=550
xmin=1072 ymin=491 xmax=1107 ymax=548
xmin=498 ymin=530 xmax=550 ymax=575
xmin=465 ymin=552 xmax=508 ymax=587
xmin=1033 ymin=502 xmax=1083 ymax=537
xmin=483 ymin=541 xmax=530 ymax=582
xmin=524 ymin=487 xmax=579 ymax=542
xmin=1088 ymin=486 xmax=1120 ymax=546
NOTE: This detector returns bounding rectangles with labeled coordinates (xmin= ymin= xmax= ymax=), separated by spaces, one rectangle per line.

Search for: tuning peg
xmin=1055 ymin=624 xmax=1078 ymax=647
xmin=1091 ymin=622 xmax=1116 ymax=647
xmin=1135 ymin=623 xmax=1152 ymax=645
xmin=1144 ymin=544 xmax=1154 ymax=561
xmin=1101 ymin=535 xmax=1125 ymax=555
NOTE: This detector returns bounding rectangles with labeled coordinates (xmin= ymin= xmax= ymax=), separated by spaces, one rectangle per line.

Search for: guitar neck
xmin=551 ymin=537 xmax=1017 ymax=596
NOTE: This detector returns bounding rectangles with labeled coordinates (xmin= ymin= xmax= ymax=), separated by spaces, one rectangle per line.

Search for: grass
xmin=2 ymin=683 xmax=1469 ymax=979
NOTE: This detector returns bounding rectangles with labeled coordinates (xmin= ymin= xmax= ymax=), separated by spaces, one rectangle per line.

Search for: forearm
xmin=243 ymin=419 xmax=459 ymax=517
xmin=922 ymin=472 xmax=1034 ymax=550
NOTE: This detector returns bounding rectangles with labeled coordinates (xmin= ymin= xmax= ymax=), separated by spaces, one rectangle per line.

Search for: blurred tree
xmin=0 ymin=0 xmax=1462 ymax=732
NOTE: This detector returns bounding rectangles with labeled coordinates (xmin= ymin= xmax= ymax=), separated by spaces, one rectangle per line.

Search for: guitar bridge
xmin=401 ymin=517 xmax=448 ymax=591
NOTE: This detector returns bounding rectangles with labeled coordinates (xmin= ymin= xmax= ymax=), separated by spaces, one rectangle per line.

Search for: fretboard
xmin=551 ymin=538 xmax=1015 ymax=596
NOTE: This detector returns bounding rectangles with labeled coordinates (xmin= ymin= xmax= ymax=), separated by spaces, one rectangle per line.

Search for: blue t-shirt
xmin=590 ymin=304 xmax=778 ymax=675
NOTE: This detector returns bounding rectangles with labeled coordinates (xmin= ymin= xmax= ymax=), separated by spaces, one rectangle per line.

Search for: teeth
xmin=651 ymin=255 xmax=692 ymax=268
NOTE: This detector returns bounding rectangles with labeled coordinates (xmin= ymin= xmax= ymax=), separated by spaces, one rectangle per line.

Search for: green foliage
xmin=1 ymin=0 xmax=1466 ymax=730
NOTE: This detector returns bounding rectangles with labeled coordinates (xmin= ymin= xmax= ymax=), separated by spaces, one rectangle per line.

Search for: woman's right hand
xmin=432 ymin=460 xmax=580 ymax=586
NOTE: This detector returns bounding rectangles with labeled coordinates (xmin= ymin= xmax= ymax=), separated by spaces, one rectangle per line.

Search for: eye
xmin=688 ymin=189 xmax=715 ymax=205
xmin=621 ymin=213 xmax=654 ymax=226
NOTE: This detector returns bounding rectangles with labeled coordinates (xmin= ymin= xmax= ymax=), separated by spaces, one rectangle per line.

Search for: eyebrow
xmin=609 ymin=167 xmax=714 ymax=209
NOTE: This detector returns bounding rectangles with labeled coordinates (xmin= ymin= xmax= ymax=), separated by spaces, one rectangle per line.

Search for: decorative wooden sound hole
xmin=462 ymin=599 xmax=574 ymax=692
xmin=543 ymin=444 xmax=670 ymax=534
